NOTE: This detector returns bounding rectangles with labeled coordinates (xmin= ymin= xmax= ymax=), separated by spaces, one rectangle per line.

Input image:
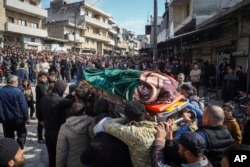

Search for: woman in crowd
xmin=21 ymin=78 xmax=35 ymax=121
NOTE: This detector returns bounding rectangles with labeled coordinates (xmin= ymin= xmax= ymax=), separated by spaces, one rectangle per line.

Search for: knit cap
xmin=0 ymin=138 xmax=20 ymax=165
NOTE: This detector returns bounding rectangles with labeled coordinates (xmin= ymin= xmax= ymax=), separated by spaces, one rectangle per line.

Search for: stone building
xmin=0 ymin=0 xmax=47 ymax=50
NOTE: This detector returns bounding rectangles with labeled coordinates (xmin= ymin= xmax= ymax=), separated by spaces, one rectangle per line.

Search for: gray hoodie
xmin=56 ymin=115 xmax=93 ymax=167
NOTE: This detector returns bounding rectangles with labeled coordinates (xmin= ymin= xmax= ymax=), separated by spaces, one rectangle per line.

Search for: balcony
xmin=84 ymin=32 xmax=110 ymax=42
xmin=5 ymin=0 xmax=47 ymax=18
xmin=117 ymin=42 xmax=127 ymax=49
xmin=65 ymin=33 xmax=85 ymax=43
xmin=108 ymin=40 xmax=115 ymax=46
xmin=84 ymin=15 xmax=112 ymax=30
xmin=5 ymin=23 xmax=47 ymax=37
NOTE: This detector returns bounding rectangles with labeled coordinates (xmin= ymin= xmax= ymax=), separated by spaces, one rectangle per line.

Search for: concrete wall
xmin=6 ymin=10 xmax=42 ymax=28
xmin=0 ymin=0 xmax=5 ymax=32
xmin=47 ymin=22 xmax=64 ymax=39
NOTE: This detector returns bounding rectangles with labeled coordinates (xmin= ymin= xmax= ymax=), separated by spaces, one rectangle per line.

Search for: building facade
xmin=157 ymin=0 xmax=247 ymax=61
xmin=0 ymin=0 xmax=48 ymax=51
xmin=45 ymin=0 xmax=142 ymax=55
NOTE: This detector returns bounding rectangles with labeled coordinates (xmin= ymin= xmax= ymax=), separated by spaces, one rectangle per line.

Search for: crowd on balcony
xmin=0 ymin=46 xmax=250 ymax=167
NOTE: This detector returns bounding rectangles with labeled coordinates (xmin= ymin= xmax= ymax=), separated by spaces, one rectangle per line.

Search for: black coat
xmin=39 ymin=92 xmax=69 ymax=133
xmin=39 ymin=80 xmax=69 ymax=133
xmin=35 ymin=82 xmax=47 ymax=120
xmin=81 ymin=132 xmax=132 ymax=167
xmin=242 ymin=119 xmax=250 ymax=145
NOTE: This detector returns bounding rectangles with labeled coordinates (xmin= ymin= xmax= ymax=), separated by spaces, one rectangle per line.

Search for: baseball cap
xmin=178 ymin=132 xmax=206 ymax=156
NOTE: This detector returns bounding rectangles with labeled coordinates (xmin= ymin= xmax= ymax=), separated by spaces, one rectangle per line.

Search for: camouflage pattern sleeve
xmin=104 ymin=117 xmax=131 ymax=145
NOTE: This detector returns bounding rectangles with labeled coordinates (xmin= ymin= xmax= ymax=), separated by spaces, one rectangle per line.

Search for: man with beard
xmin=151 ymin=124 xmax=212 ymax=167
xmin=0 ymin=138 xmax=25 ymax=167
xmin=38 ymin=79 xmax=70 ymax=167
xmin=180 ymin=105 xmax=232 ymax=167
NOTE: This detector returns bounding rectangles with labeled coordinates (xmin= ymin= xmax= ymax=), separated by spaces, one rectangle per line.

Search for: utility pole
xmin=73 ymin=9 xmax=76 ymax=53
xmin=153 ymin=0 xmax=158 ymax=60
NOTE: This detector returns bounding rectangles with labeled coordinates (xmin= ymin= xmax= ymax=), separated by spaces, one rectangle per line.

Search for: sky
xmin=41 ymin=0 xmax=167 ymax=35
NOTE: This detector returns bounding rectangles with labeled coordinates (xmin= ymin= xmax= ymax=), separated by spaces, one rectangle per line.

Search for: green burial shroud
xmin=83 ymin=68 xmax=142 ymax=101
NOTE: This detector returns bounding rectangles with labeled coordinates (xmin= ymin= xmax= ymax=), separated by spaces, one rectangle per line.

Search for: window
xmin=8 ymin=17 xmax=14 ymax=23
xmin=29 ymin=0 xmax=36 ymax=6
xmin=18 ymin=19 xmax=26 ymax=26
xmin=31 ymin=38 xmax=35 ymax=42
xmin=16 ymin=38 xmax=20 ymax=42
xmin=31 ymin=23 xmax=38 ymax=28
xmin=93 ymin=28 xmax=100 ymax=35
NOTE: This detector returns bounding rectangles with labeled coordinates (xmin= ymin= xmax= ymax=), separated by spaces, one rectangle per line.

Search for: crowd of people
xmin=0 ymin=46 xmax=250 ymax=167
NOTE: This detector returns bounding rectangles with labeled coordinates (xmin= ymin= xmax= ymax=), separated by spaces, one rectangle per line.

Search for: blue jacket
xmin=0 ymin=85 xmax=28 ymax=122
xmin=174 ymin=103 xmax=203 ymax=138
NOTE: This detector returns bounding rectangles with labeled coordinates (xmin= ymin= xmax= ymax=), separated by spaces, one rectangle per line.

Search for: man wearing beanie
xmin=104 ymin=100 xmax=157 ymax=167
xmin=0 ymin=138 xmax=25 ymax=167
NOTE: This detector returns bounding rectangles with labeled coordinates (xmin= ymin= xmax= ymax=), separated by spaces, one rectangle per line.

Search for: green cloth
xmin=83 ymin=68 xmax=142 ymax=101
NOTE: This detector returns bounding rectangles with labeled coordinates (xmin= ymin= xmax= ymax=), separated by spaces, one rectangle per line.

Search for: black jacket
xmin=39 ymin=80 xmax=69 ymax=132
xmin=242 ymin=119 xmax=250 ymax=145
xmin=81 ymin=132 xmax=132 ymax=167
xmin=197 ymin=125 xmax=233 ymax=167
xmin=35 ymin=82 xmax=47 ymax=120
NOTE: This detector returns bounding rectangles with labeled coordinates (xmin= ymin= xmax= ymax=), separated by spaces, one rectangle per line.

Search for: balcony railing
xmin=5 ymin=23 xmax=47 ymax=37
xmin=108 ymin=40 xmax=115 ymax=46
xmin=5 ymin=0 xmax=47 ymax=18
xmin=84 ymin=32 xmax=110 ymax=42
xmin=65 ymin=34 xmax=85 ymax=43
xmin=117 ymin=42 xmax=127 ymax=49
xmin=84 ymin=15 xmax=112 ymax=30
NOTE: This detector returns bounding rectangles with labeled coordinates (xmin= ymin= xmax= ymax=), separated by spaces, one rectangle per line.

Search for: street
xmin=0 ymin=80 xmax=224 ymax=166
xmin=0 ymin=80 xmax=75 ymax=167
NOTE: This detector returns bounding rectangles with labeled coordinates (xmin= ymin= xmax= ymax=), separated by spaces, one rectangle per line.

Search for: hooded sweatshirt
xmin=52 ymin=79 xmax=68 ymax=97
xmin=39 ymin=79 xmax=70 ymax=132
xmin=57 ymin=115 xmax=93 ymax=167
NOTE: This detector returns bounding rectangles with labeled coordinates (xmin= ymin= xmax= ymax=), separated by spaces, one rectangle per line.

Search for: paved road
xmin=0 ymin=79 xmax=76 ymax=167
xmin=0 ymin=81 xmax=224 ymax=166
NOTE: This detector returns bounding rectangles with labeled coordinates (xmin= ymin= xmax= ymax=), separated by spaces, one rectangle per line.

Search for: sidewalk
xmin=20 ymin=119 xmax=48 ymax=167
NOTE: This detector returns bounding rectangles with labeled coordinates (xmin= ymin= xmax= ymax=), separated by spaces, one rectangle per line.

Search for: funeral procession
xmin=1 ymin=0 xmax=250 ymax=167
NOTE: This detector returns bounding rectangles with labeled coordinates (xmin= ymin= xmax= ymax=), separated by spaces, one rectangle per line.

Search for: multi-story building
xmin=45 ymin=0 xmax=119 ymax=54
xmin=0 ymin=0 xmax=48 ymax=50
xmin=123 ymin=30 xmax=140 ymax=55
xmin=156 ymin=0 xmax=243 ymax=60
